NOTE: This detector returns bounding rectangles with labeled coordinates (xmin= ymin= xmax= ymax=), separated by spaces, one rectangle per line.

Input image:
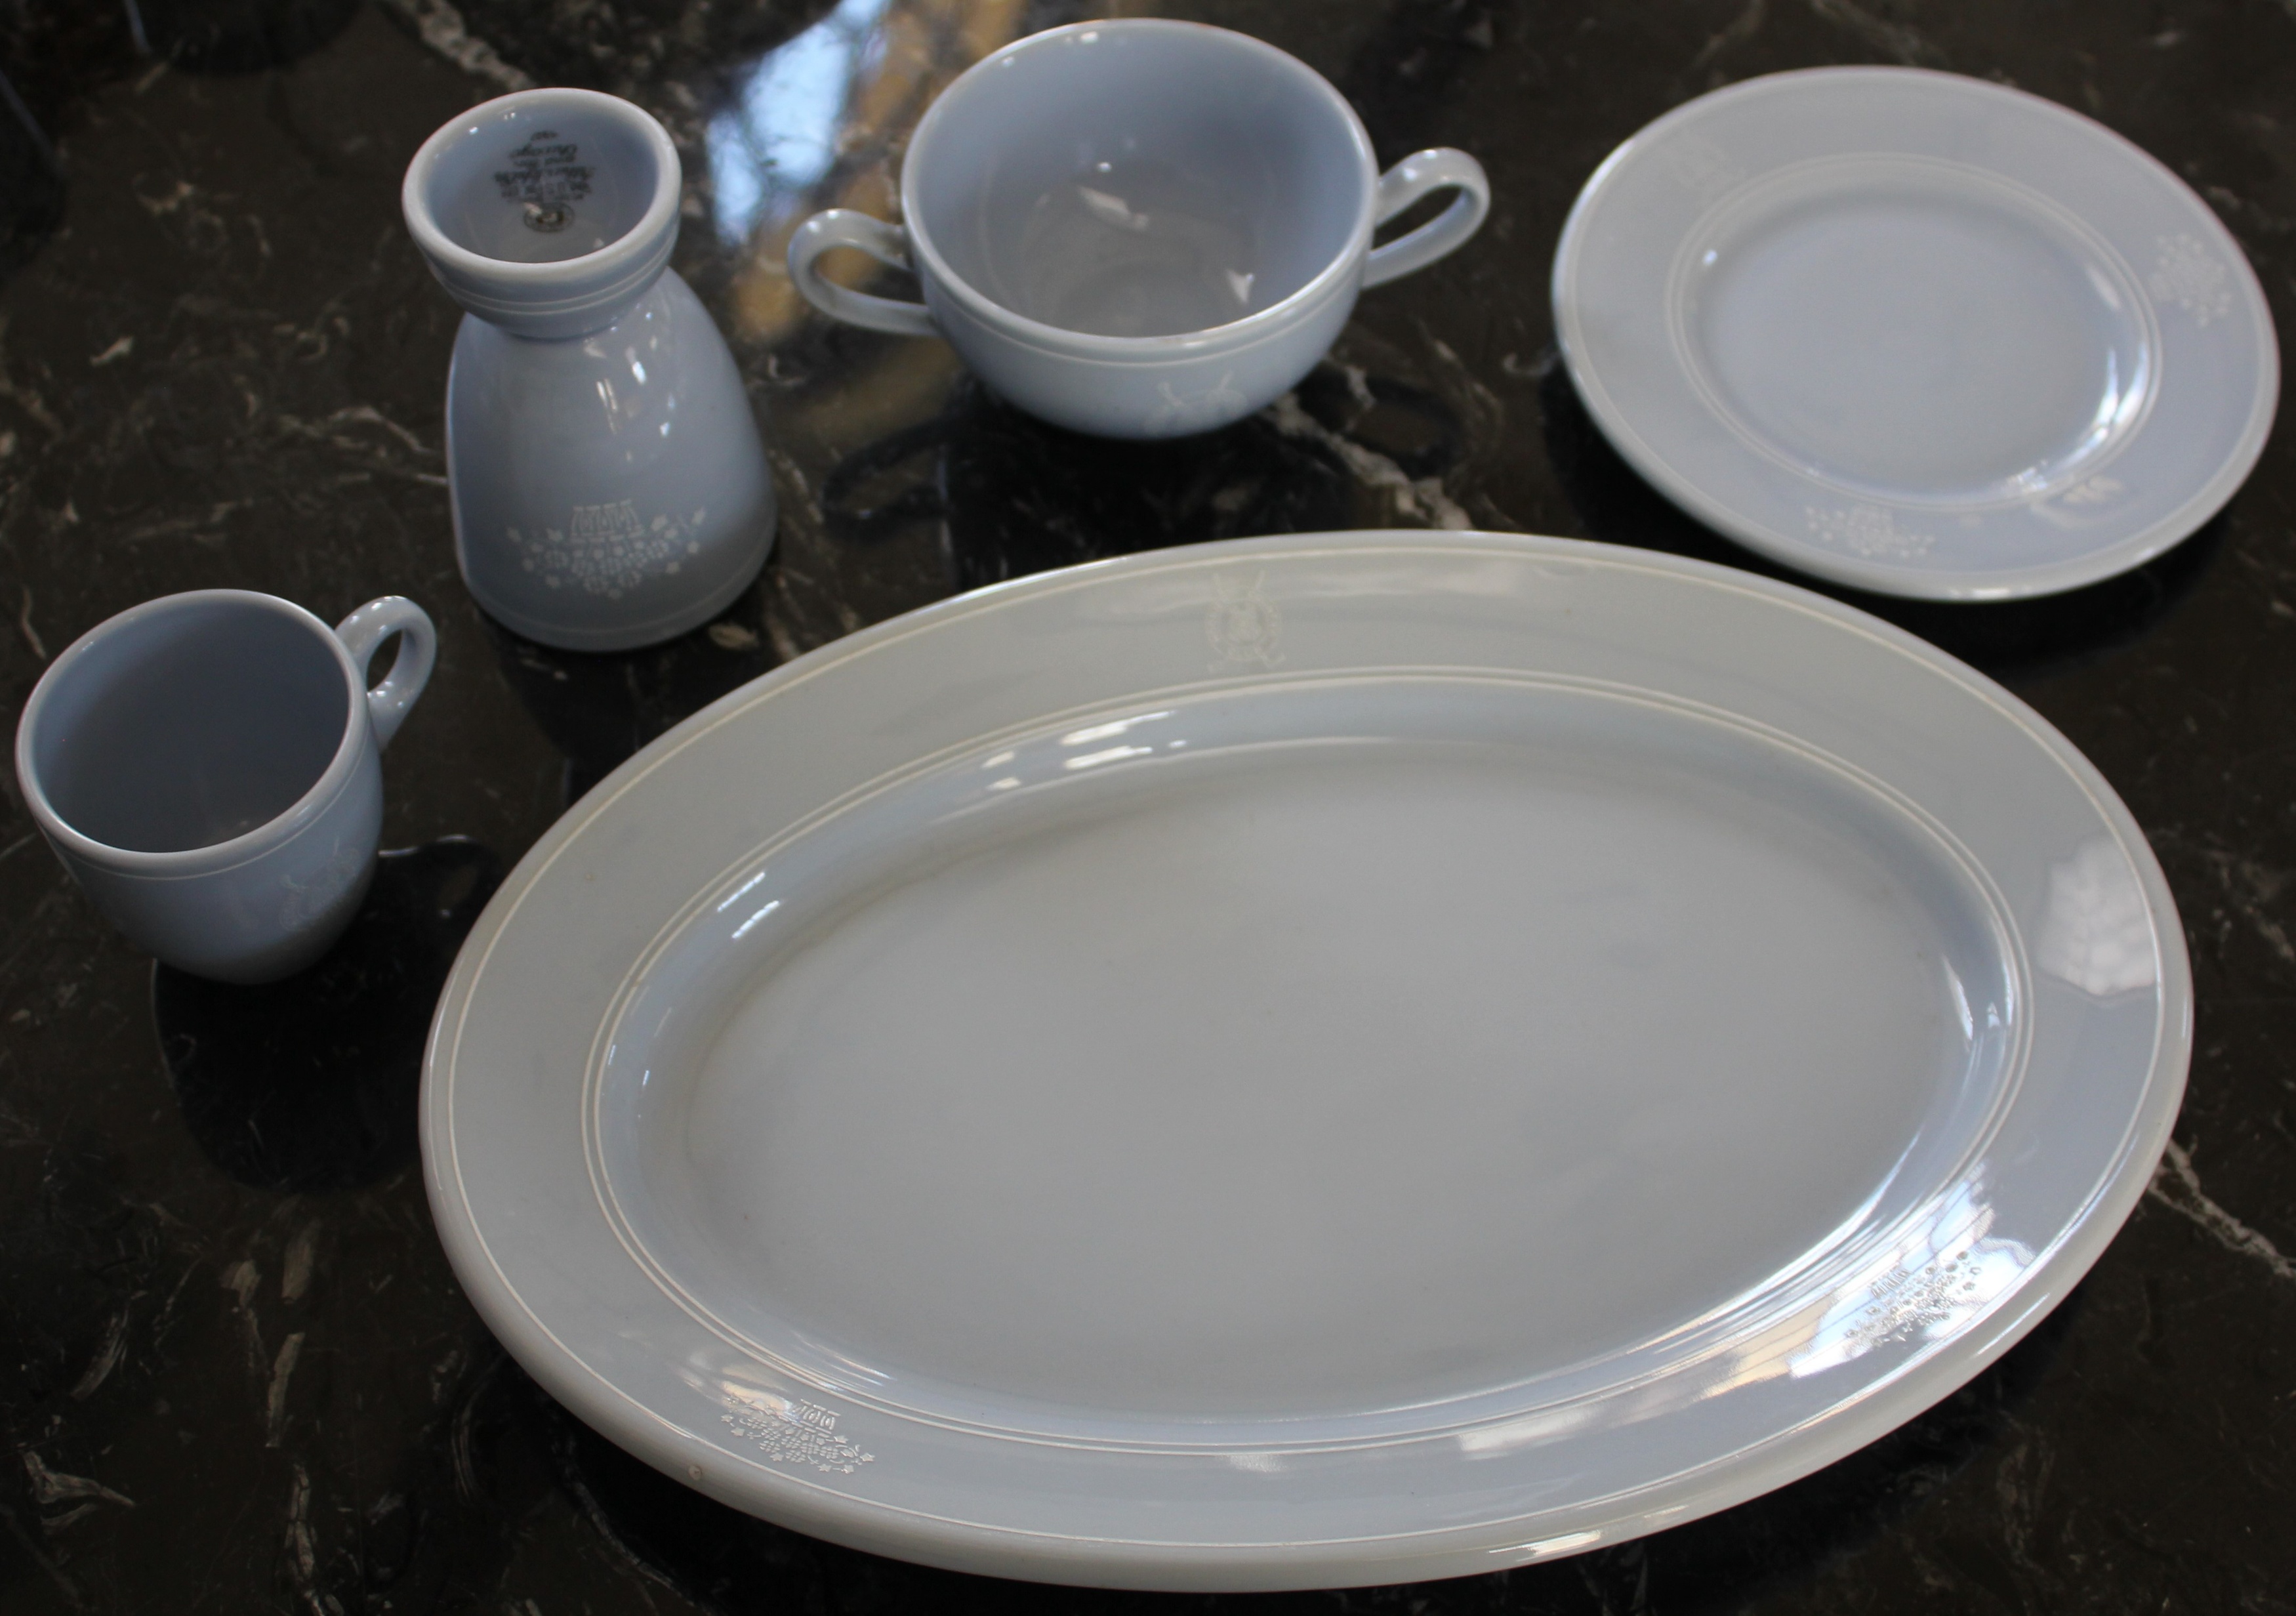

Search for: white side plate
xmin=422 ymin=531 xmax=2188 ymax=1590
xmin=1553 ymin=67 xmax=2277 ymax=600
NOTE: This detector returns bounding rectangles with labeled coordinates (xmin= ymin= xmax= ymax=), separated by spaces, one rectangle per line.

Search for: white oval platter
xmin=1553 ymin=67 xmax=2278 ymax=600
xmin=422 ymin=530 xmax=2188 ymax=1590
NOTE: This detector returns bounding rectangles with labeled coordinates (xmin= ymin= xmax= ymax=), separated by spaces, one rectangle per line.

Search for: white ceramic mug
xmin=788 ymin=20 xmax=1489 ymax=439
xmin=13 ymin=590 xmax=436 ymax=984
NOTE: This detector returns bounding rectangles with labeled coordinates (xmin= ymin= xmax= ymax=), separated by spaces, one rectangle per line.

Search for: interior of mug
xmin=417 ymin=95 xmax=661 ymax=265
xmin=910 ymin=28 xmax=1368 ymax=339
xmin=30 ymin=598 xmax=349 ymax=855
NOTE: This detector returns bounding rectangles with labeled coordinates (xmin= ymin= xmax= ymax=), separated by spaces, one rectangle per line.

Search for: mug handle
xmin=335 ymin=596 xmax=436 ymax=753
xmin=1363 ymin=149 xmax=1491 ymax=289
xmin=788 ymin=210 xmax=939 ymax=337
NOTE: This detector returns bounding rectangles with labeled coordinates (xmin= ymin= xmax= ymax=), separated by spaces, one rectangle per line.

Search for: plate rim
xmin=421 ymin=529 xmax=2191 ymax=1588
xmin=1551 ymin=64 xmax=2280 ymax=602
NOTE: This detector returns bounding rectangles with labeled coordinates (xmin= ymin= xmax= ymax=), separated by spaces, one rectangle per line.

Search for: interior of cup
xmin=29 ymin=598 xmax=349 ymax=856
xmin=416 ymin=94 xmax=663 ymax=265
xmin=910 ymin=27 xmax=1369 ymax=339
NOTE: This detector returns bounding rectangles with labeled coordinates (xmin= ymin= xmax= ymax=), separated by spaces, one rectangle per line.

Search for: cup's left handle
xmin=788 ymin=210 xmax=939 ymax=337
xmin=1363 ymin=148 xmax=1491 ymax=289
xmin=335 ymin=596 xmax=436 ymax=753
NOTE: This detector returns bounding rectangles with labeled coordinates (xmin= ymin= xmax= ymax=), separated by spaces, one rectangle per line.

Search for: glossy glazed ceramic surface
xmin=403 ymin=87 xmax=683 ymax=338
xmin=907 ymin=21 xmax=1373 ymax=341
xmin=410 ymin=91 xmax=778 ymax=650
xmin=13 ymin=590 xmax=434 ymax=983
xmin=424 ymin=531 xmax=2187 ymax=1590
xmin=787 ymin=21 xmax=1488 ymax=438
xmin=443 ymin=270 xmax=777 ymax=650
xmin=1554 ymin=68 xmax=2278 ymax=600
xmin=8 ymin=3 xmax=2293 ymax=1609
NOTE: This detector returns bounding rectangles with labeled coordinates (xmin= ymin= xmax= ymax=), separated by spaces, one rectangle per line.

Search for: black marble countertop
xmin=3 ymin=1 xmax=2293 ymax=1611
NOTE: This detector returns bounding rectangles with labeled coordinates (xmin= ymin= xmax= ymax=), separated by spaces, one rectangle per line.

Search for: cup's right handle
xmin=335 ymin=596 xmax=436 ymax=753
xmin=788 ymin=210 xmax=940 ymax=337
xmin=1363 ymin=149 xmax=1491 ymax=289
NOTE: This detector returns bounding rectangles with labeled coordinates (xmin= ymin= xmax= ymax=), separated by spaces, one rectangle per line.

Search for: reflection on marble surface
xmin=478 ymin=585 xmax=779 ymax=802
xmin=819 ymin=363 xmax=1460 ymax=590
xmin=706 ymin=0 xmax=895 ymax=247
xmin=704 ymin=0 xmax=1049 ymax=350
xmin=1 ymin=0 xmax=2293 ymax=1610
xmin=155 ymin=839 xmax=502 ymax=1191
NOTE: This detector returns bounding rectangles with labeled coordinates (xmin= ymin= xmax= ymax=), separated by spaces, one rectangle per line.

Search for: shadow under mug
xmin=788 ymin=19 xmax=1490 ymax=440
xmin=13 ymin=590 xmax=436 ymax=984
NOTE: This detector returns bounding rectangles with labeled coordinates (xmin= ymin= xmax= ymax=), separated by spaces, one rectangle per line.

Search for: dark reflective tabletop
xmin=3 ymin=2 xmax=2293 ymax=1611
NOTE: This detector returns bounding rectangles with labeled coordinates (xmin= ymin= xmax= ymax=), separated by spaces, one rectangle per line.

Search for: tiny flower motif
xmin=1145 ymin=372 xmax=1247 ymax=435
xmin=1803 ymin=505 xmax=1933 ymax=559
xmin=720 ymin=1395 xmax=874 ymax=1475
xmin=507 ymin=501 xmax=706 ymax=596
xmin=2147 ymin=232 xmax=2234 ymax=328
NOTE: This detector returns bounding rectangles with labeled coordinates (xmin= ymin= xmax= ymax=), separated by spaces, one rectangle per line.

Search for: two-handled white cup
xmin=788 ymin=20 xmax=1489 ymax=439
xmin=14 ymin=590 xmax=436 ymax=984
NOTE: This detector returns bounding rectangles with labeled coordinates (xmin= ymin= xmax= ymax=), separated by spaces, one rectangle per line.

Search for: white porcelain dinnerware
xmin=422 ymin=530 xmax=2186 ymax=1590
xmin=405 ymin=89 xmax=776 ymax=650
xmin=15 ymin=589 xmax=435 ymax=984
xmin=1554 ymin=67 xmax=2277 ymax=600
xmin=787 ymin=20 xmax=1488 ymax=438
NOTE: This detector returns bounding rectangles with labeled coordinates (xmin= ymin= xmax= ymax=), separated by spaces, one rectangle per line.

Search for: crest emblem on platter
xmin=1206 ymin=571 xmax=1283 ymax=668
xmin=1664 ymin=136 xmax=1746 ymax=203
